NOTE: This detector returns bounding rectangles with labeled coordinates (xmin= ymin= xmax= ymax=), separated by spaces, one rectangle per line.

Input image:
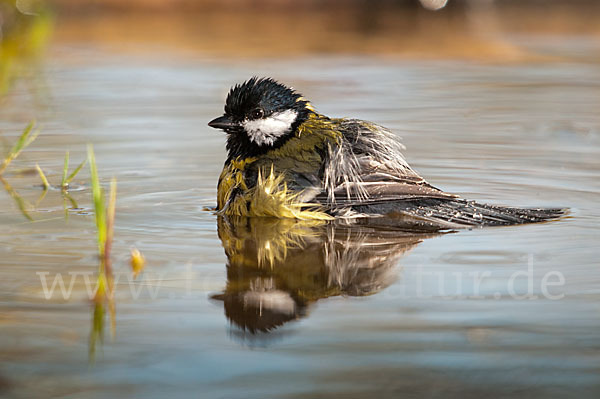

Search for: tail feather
xmin=350 ymin=198 xmax=568 ymax=228
xmin=404 ymin=199 xmax=568 ymax=227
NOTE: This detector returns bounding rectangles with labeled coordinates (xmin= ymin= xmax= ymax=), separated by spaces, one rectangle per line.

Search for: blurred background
xmin=3 ymin=0 xmax=600 ymax=63
xmin=1 ymin=1 xmax=600 ymax=398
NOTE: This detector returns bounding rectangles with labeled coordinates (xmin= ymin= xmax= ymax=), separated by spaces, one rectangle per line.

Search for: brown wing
xmin=315 ymin=156 xmax=458 ymax=207
xmin=299 ymin=119 xmax=564 ymax=227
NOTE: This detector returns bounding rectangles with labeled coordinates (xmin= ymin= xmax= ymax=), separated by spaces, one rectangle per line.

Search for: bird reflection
xmin=212 ymin=215 xmax=444 ymax=334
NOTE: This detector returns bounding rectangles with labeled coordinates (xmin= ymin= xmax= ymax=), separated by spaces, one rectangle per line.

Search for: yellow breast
xmin=218 ymin=163 xmax=331 ymax=220
xmin=217 ymin=115 xmax=340 ymax=220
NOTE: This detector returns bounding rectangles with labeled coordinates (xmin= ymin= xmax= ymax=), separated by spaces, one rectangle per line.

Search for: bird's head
xmin=208 ymin=77 xmax=313 ymax=158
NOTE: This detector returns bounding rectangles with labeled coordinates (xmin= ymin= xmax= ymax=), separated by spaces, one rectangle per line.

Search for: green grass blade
xmin=105 ymin=178 xmax=117 ymax=253
xmin=65 ymin=159 xmax=86 ymax=185
xmin=24 ymin=127 xmax=40 ymax=148
xmin=61 ymin=151 xmax=69 ymax=188
xmin=0 ymin=121 xmax=37 ymax=175
xmin=35 ymin=163 xmax=50 ymax=189
xmin=8 ymin=121 xmax=34 ymax=156
xmin=87 ymin=144 xmax=106 ymax=257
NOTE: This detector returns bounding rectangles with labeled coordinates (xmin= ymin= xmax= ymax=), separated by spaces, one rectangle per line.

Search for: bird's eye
xmin=249 ymin=108 xmax=264 ymax=119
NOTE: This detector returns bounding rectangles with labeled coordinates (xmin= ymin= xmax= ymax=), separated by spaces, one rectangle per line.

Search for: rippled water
xmin=1 ymin=38 xmax=600 ymax=397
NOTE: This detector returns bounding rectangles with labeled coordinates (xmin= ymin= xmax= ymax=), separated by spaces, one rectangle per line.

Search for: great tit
xmin=208 ymin=77 xmax=566 ymax=228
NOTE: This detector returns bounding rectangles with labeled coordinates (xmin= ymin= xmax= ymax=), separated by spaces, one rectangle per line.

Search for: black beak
xmin=208 ymin=115 xmax=238 ymax=131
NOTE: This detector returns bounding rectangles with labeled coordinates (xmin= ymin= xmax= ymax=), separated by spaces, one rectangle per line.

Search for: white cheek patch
xmin=242 ymin=109 xmax=298 ymax=146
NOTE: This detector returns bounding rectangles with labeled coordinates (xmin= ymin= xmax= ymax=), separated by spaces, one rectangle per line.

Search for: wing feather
xmin=313 ymin=118 xmax=455 ymax=207
xmin=293 ymin=117 xmax=566 ymax=227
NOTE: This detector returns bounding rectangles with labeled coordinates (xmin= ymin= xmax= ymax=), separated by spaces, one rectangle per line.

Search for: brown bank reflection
xmin=212 ymin=216 xmax=444 ymax=335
